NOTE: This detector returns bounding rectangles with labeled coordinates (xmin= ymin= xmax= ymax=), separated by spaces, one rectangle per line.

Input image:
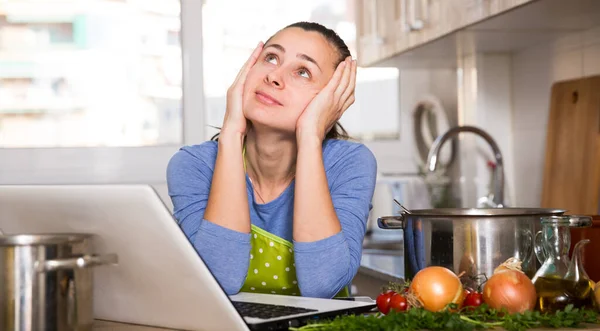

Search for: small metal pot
xmin=378 ymin=208 xmax=565 ymax=284
xmin=0 ymin=234 xmax=118 ymax=331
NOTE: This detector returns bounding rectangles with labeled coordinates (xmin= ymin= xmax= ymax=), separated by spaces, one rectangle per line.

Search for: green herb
xmin=289 ymin=304 xmax=599 ymax=331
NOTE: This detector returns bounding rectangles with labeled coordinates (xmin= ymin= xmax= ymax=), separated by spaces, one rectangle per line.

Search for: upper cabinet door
xmin=356 ymin=0 xmax=535 ymax=67
xmin=391 ymin=0 xmax=445 ymax=57
xmin=454 ymin=0 xmax=535 ymax=27
xmin=356 ymin=0 xmax=397 ymax=67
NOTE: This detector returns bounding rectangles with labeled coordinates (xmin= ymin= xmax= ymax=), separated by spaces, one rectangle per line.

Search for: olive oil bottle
xmin=534 ymin=276 xmax=595 ymax=313
xmin=531 ymin=216 xmax=595 ymax=314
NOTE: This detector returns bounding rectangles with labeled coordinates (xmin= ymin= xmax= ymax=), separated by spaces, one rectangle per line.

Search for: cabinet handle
xmin=408 ymin=0 xmax=425 ymax=31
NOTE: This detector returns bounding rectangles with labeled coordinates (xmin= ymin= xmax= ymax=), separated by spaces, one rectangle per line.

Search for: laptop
xmin=0 ymin=184 xmax=376 ymax=331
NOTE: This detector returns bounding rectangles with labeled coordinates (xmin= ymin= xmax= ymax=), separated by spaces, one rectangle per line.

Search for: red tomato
xmin=376 ymin=291 xmax=396 ymax=314
xmin=388 ymin=293 xmax=408 ymax=312
xmin=463 ymin=292 xmax=483 ymax=309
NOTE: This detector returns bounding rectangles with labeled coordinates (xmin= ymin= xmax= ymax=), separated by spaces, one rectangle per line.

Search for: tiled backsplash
xmin=511 ymin=25 xmax=600 ymax=207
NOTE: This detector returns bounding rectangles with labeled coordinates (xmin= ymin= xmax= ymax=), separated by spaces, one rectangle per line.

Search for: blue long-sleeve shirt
xmin=166 ymin=138 xmax=377 ymax=298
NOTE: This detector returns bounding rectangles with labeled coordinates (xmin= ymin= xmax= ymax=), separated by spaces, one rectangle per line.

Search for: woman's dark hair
xmin=211 ymin=21 xmax=352 ymax=142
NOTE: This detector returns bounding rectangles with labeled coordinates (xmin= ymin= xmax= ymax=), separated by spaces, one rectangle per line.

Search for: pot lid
xmin=0 ymin=233 xmax=94 ymax=246
xmin=402 ymin=208 xmax=566 ymax=217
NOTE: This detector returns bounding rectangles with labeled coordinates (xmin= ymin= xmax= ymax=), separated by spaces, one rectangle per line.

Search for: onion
xmin=409 ymin=266 xmax=465 ymax=312
xmin=483 ymin=269 xmax=536 ymax=314
xmin=493 ymin=257 xmax=522 ymax=274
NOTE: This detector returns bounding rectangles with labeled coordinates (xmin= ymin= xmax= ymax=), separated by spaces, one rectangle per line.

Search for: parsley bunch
xmin=289 ymin=304 xmax=599 ymax=331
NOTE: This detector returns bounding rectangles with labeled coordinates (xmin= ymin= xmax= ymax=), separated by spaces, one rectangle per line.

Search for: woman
xmin=167 ymin=22 xmax=377 ymax=299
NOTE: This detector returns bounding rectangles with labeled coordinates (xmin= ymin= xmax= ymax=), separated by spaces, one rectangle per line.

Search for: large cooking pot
xmin=0 ymin=234 xmax=118 ymax=331
xmin=377 ymin=208 xmax=565 ymax=284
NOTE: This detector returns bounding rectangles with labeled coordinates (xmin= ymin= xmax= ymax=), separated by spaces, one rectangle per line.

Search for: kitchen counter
xmin=94 ymin=320 xmax=177 ymax=330
xmin=351 ymin=235 xmax=406 ymax=297
xmin=94 ymin=319 xmax=600 ymax=331
xmin=358 ymin=250 xmax=404 ymax=282
xmin=358 ymin=235 xmax=405 ymax=281
xmin=93 ymin=237 xmax=600 ymax=331
xmin=352 ymin=242 xmax=404 ymax=298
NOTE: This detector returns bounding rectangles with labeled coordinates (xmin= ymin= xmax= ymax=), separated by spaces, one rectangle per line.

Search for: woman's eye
xmin=298 ymin=68 xmax=310 ymax=78
xmin=265 ymin=54 xmax=278 ymax=64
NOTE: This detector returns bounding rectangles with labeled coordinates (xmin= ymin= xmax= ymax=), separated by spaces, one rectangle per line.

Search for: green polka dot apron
xmin=239 ymin=224 xmax=350 ymax=297
xmin=241 ymin=146 xmax=349 ymax=298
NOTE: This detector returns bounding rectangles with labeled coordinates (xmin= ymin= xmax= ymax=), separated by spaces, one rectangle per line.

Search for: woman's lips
xmin=255 ymin=91 xmax=282 ymax=106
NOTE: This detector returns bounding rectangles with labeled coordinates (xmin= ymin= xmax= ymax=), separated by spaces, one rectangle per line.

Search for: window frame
xmin=0 ymin=0 xmax=205 ymax=185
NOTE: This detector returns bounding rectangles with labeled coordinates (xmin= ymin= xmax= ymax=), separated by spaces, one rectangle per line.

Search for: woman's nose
xmin=265 ymin=69 xmax=284 ymax=88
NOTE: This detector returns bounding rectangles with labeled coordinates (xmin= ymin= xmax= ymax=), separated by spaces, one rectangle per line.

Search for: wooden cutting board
xmin=541 ymin=75 xmax=600 ymax=215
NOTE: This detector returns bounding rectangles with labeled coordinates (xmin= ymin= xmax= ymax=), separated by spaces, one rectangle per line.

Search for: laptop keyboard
xmin=232 ymin=301 xmax=318 ymax=319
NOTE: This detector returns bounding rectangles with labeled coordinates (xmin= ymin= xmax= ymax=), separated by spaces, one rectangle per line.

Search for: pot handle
xmin=377 ymin=215 xmax=405 ymax=229
xmin=35 ymin=254 xmax=118 ymax=273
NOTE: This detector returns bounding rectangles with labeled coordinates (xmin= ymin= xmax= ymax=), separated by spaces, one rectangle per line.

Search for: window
xmin=201 ymin=0 xmax=399 ymax=141
xmin=0 ymin=0 xmax=183 ymax=147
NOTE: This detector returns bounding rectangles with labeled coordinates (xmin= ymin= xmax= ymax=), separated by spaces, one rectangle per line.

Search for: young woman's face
xmin=243 ymin=27 xmax=339 ymax=134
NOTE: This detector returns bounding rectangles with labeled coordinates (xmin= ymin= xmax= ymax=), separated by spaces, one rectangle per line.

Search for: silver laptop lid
xmin=0 ymin=184 xmax=248 ymax=331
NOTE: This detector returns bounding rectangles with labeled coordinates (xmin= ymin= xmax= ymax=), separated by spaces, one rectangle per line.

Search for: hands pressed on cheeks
xmin=221 ymin=40 xmax=357 ymax=140
xmin=221 ymin=41 xmax=265 ymax=137
xmin=295 ymin=56 xmax=357 ymax=141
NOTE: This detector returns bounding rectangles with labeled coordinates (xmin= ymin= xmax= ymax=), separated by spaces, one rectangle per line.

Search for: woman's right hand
xmin=221 ymin=41 xmax=264 ymax=136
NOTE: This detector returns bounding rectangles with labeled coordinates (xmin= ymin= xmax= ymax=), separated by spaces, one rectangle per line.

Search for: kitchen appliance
xmin=378 ymin=206 xmax=566 ymax=284
xmin=0 ymin=233 xmax=117 ymax=331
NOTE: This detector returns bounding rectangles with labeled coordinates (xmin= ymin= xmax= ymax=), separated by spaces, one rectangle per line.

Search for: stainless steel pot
xmin=377 ymin=208 xmax=565 ymax=285
xmin=0 ymin=234 xmax=118 ymax=331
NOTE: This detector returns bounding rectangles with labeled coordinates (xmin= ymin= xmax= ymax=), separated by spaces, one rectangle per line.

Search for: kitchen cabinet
xmin=356 ymin=0 xmax=397 ymax=67
xmin=355 ymin=0 xmax=536 ymax=67
xmin=399 ymin=0 xmax=444 ymax=54
xmin=454 ymin=0 xmax=535 ymax=28
xmin=356 ymin=0 xmax=441 ymax=67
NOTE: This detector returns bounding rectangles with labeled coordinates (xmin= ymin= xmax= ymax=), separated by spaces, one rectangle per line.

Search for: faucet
xmin=426 ymin=125 xmax=505 ymax=208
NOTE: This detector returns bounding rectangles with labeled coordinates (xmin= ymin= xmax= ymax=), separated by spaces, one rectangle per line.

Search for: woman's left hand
xmin=296 ymin=57 xmax=357 ymax=141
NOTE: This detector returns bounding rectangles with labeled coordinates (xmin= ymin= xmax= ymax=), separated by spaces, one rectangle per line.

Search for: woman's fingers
xmin=232 ymin=41 xmax=264 ymax=87
xmin=339 ymin=91 xmax=356 ymax=116
xmin=339 ymin=59 xmax=357 ymax=109
xmin=322 ymin=60 xmax=347 ymax=95
xmin=334 ymin=57 xmax=352 ymax=103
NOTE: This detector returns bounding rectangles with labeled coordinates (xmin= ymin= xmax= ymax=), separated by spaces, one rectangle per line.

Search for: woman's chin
xmin=246 ymin=119 xmax=296 ymax=136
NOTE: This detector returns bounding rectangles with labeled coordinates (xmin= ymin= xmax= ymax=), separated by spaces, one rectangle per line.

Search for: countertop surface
xmin=94 ymin=320 xmax=177 ymax=330
xmin=358 ymin=235 xmax=405 ymax=282
xmin=93 ymin=319 xmax=600 ymax=331
xmin=358 ymin=251 xmax=404 ymax=281
xmin=93 ymin=236 xmax=600 ymax=331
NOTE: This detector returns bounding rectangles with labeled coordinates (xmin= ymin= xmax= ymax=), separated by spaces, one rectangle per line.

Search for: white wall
xmin=457 ymin=53 xmax=516 ymax=208
xmin=365 ymin=69 xmax=458 ymax=175
xmin=511 ymin=25 xmax=600 ymax=207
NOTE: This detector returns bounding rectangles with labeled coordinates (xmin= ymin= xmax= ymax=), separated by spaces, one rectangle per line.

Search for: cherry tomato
xmin=388 ymin=293 xmax=408 ymax=312
xmin=463 ymin=292 xmax=483 ymax=309
xmin=376 ymin=291 xmax=396 ymax=314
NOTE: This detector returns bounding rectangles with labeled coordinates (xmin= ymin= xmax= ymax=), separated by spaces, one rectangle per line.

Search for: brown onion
xmin=409 ymin=266 xmax=465 ymax=312
xmin=483 ymin=269 xmax=536 ymax=314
